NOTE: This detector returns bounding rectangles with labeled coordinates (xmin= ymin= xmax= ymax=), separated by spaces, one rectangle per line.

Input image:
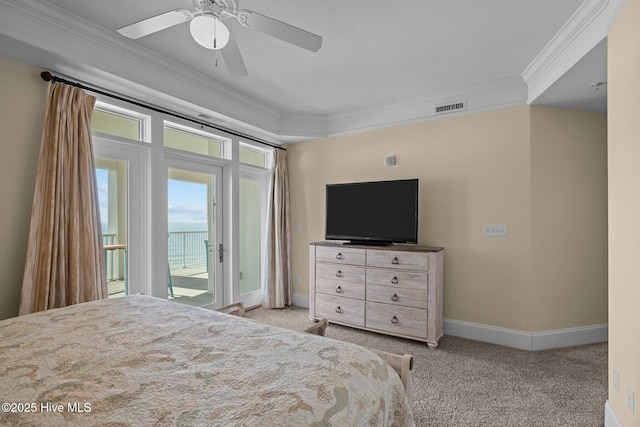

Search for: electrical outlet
xmin=613 ymin=368 xmax=619 ymax=392
xmin=628 ymin=388 xmax=635 ymax=415
xmin=294 ymin=276 xmax=301 ymax=286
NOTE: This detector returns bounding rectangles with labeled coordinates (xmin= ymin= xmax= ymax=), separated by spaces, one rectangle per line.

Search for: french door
xmin=166 ymin=160 xmax=224 ymax=309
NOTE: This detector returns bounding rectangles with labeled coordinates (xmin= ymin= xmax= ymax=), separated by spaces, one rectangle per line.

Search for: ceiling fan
xmin=117 ymin=0 xmax=323 ymax=78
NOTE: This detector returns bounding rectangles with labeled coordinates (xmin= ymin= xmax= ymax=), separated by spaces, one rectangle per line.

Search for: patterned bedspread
xmin=0 ymin=295 xmax=414 ymax=426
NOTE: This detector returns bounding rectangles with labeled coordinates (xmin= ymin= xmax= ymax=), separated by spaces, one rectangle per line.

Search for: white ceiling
xmin=0 ymin=0 xmax=618 ymax=144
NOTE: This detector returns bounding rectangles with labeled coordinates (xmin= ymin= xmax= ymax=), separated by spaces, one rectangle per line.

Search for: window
xmin=240 ymin=143 xmax=270 ymax=168
xmin=95 ymin=158 xmax=129 ymax=298
xmin=164 ymin=122 xmax=227 ymax=158
xmin=92 ymin=101 xmax=273 ymax=308
xmin=239 ymin=177 xmax=262 ymax=295
xmin=91 ymin=102 xmax=149 ymax=141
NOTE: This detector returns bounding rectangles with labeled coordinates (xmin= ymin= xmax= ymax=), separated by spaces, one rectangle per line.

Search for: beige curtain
xmin=19 ymin=82 xmax=106 ymax=315
xmin=264 ymin=149 xmax=291 ymax=308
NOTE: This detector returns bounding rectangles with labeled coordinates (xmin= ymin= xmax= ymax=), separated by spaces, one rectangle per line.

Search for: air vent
xmin=434 ymin=100 xmax=466 ymax=115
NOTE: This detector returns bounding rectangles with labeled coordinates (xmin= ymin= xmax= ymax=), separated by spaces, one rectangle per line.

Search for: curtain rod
xmin=40 ymin=71 xmax=285 ymax=151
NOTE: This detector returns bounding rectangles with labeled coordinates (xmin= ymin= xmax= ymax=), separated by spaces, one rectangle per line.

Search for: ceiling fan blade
xmin=239 ymin=10 xmax=322 ymax=52
xmin=221 ymin=33 xmax=248 ymax=77
xmin=117 ymin=9 xmax=191 ymax=39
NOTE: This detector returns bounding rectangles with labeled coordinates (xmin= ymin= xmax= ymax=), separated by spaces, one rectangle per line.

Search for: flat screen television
xmin=325 ymin=179 xmax=418 ymax=245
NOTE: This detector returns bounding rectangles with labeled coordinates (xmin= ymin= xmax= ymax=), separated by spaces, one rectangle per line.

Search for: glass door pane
xmin=95 ymin=158 xmax=129 ymax=298
xmin=239 ymin=172 xmax=267 ymax=307
xmin=168 ymin=167 xmax=222 ymax=307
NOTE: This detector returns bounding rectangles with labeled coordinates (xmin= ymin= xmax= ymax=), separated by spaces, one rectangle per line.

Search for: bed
xmin=0 ymin=295 xmax=414 ymax=426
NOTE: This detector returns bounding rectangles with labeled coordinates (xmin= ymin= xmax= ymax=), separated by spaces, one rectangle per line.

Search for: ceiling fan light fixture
xmin=190 ymin=14 xmax=230 ymax=50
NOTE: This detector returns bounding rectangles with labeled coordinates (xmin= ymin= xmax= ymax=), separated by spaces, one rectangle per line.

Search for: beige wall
xmin=0 ymin=56 xmax=47 ymax=320
xmin=0 ymin=53 xmax=610 ymax=339
xmin=288 ymin=105 xmax=607 ymax=333
xmin=608 ymin=0 xmax=640 ymax=424
xmin=530 ymin=107 xmax=608 ymax=331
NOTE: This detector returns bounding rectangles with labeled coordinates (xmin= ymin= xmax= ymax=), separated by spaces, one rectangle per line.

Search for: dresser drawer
xmin=316 ymin=246 xmax=366 ymax=266
xmin=365 ymin=302 xmax=427 ymax=339
xmin=316 ymin=263 xmax=365 ymax=284
xmin=366 ymin=250 xmax=429 ymax=271
xmin=316 ymin=294 xmax=365 ymax=327
xmin=366 ymin=285 xmax=427 ymax=309
xmin=316 ymin=279 xmax=365 ymax=300
xmin=366 ymin=269 xmax=428 ymax=291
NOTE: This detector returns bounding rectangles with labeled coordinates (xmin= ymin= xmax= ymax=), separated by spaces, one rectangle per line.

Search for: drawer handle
xmin=336 ymin=270 xmax=344 ymax=278
xmin=391 ymin=316 xmax=399 ymax=324
xmin=335 ymin=286 xmax=344 ymax=294
xmin=336 ymin=253 xmax=344 ymax=260
xmin=391 ymin=276 xmax=399 ymax=285
xmin=391 ymin=257 xmax=400 ymax=265
xmin=391 ymin=293 xmax=399 ymax=302
xmin=335 ymin=306 xmax=344 ymax=314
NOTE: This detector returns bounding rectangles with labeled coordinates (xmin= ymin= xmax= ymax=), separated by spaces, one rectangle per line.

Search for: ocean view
xmin=103 ymin=221 xmax=207 ymax=234
xmin=169 ymin=221 xmax=208 ymax=233
xmin=102 ymin=222 xmax=209 ymax=271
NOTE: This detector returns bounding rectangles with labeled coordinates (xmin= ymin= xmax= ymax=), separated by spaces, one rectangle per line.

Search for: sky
xmin=167 ymin=179 xmax=208 ymax=224
xmin=97 ymin=168 xmax=208 ymax=232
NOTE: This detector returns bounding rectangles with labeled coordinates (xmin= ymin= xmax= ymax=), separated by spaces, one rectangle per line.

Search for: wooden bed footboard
xmin=202 ymin=301 xmax=246 ymax=317
xmin=304 ymin=318 xmax=329 ymax=336
xmin=304 ymin=318 xmax=415 ymax=408
xmin=370 ymin=349 xmax=414 ymax=408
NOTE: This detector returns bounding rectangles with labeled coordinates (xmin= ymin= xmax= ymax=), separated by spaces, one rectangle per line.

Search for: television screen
xmin=325 ymin=179 xmax=418 ymax=245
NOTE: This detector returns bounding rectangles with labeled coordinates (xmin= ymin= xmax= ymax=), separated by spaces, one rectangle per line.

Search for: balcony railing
xmin=103 ymin=231 xmax=208 ymax=281
xmin=168 ymin=231 xmax=209 ymax=269
xmin=103 ymin=233 xmax=117 ymax=281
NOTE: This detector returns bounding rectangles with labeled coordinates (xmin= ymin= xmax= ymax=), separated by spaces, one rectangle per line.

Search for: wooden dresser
xmin=309 ymin=242 xmax=444 ymax=348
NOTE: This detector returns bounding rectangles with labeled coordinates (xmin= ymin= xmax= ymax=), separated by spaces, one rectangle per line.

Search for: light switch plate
xmin=483 ymin=224 xmax=508 ymax=237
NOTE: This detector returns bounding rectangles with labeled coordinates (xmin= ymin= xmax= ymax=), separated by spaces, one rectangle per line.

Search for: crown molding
xmin=278 ymin=112 xmax=329 ymax=139
xmin=522 ymin=0 xmax=625 ymax=104
xmin=275 ymin=76 xmax=528 ymax=141
xmin=1 ymin=0 xmax=595 ymax=143
xmin=324 ymin=76 xmax=528 ymax=137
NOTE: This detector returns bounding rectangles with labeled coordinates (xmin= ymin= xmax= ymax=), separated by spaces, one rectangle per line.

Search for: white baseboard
xmin=532 ymin=323 xmax=608 ymax=350
xmin=605 ymin=401 xmax=624 ymax=427
xmin=293 ymin=295 xmax=607 ymax=351
xmin=443 ymin=318 xmax=607 ymax=351
xmin=292 ymin=293 xmax=309 ymax=309
xmin=444 ymin=318 xmax=533 ymax=350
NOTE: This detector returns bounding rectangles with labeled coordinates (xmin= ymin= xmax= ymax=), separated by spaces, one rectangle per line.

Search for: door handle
xmin=218 ymin=243 xmax=225 ymax=262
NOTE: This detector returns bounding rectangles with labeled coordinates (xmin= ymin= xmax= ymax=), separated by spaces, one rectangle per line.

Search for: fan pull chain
xmin=213 ymin=16 xmax=219 ymax=67
xmin=213 ymin=17 xmax=218 ymax=49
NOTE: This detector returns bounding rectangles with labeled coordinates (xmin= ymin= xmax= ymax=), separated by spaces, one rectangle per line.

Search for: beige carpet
xmin=246 ymin=305 xmax=607 ymax=427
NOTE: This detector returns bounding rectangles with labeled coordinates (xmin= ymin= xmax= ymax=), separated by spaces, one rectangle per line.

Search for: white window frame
xmin=164 ymin=120 xmax=231 ymax=159
xmin=91 ymin=97 xmax=275 ymax=307
xmin=93 ymin=100 xmax=151 ymax=143
xmin=239 ymin=141 xmax=273 ymax=168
